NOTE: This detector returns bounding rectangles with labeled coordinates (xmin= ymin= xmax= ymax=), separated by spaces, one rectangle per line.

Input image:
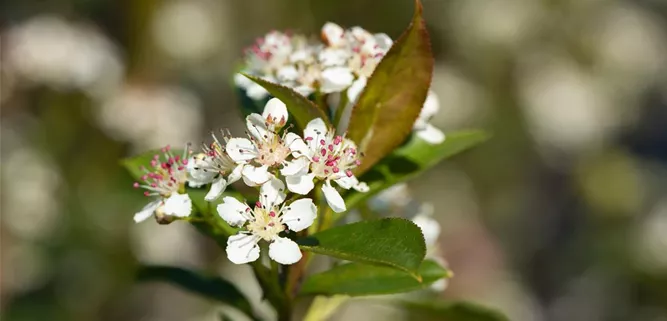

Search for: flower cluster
xmin=132 ymin=98 xmax=368 ymax=265
xmin=235 ymin=22 xmax=445 ymax=145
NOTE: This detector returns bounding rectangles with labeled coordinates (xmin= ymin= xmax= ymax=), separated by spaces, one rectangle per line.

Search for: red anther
xmin=174 ymin=155 xmax=181 ymax=162
xmin=269 ymin=211 xmax=276 ymax=217
xmin=168 ymin=157 xmax=175 ymax=165
xmin=332 ymin=167 xmax=340 ymax=173
xmin=165 ymin=145 xmax=171 ymax=151
xmin=150 ymin=183 xmax=157 ymax=188
xmin=324 ymin=169 xmax=329 ymax=174
xmin=151 ymin=160 xmax=158 ymax=167
xmin=328 ymin=144 xmax=334 ymax=151
xmin=245 ymin=207 xmax=251 ymax=212
xmin=144 ymin=191 xmax=150 ymax=197
xmin=154 ymin=155 xmax=159 ymax=160
xmin=346 ymin=170 xmax=353 ymax=177
xmin=182 ymin=159 xmax=189 ymax=165
xmin=133 ymin=182 xmax=140 ymax=188
xmin=320 ymin=148 xmax=326 ymax=156
xmin=320 ymin=139 xmax=326 ymax=145
xmin=312 ymin=156 xmax=320 ymax=162
xmin=161 ymin=163 xmax=168 ymax=169
xmin=256 ymin=201 xmax=262 ymax=208
xmin=355 ymin=160 xmax=361 ymax=166
xmin=141 ymin=175 xmax=148 ymax=181
xmin=305 ymin=136 xmax=313 ymax=141
xmin=177 ymin=166 xmax=184 ymax=170
xmin=334 ymin=136 xmax=342 ymax=145
xmin=268 ymin=222 xmax=275 ymax=227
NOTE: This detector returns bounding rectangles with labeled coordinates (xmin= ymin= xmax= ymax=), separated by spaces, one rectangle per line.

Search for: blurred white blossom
xmin=97 ymin=84 xmax=203 ymax=151
xmin=4 ymin=15 xmax=123 ymax=100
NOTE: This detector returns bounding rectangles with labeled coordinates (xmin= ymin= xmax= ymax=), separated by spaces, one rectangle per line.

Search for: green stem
xmin=251 ymin=261 xmax=292 ymax=321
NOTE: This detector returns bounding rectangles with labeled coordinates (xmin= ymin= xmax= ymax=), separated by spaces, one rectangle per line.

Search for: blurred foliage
xmin=2 ymin=0 xmax=667 ymax=320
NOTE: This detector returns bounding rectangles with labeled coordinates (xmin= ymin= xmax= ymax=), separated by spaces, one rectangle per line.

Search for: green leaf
xmin=346 ymin=0 xmax=434 ymax=174
xmin=343 ymin=130 xmax=490 ymax=214
xmin=298 ymin=218 xmax=426 ymax=276
xmin=242 ymin=73 xmax=330 ymax=129
xmin=137 ymin=266 xmax=259 ymax=321
xmin=300 ymin=259 xmax=451 ymax=296
xmin=402 ymin=300 xmax=509 ymax=321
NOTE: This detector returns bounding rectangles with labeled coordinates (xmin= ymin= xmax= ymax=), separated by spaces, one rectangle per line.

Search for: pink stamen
xmin=256 ymin=201 xmax=262 ymax=208
xmin=333 ymin=167 xmax=340 ymax=173
xmin=133 ymin=182 xmax=139 ymax=188
xmin=269 ymin=211 xmax=276 ymax=217
xmin=305 ymin=137 xmax=313 ymax=141
xmin=320 ymin=148 xmax=326 ymax=156
xmin=320 ymin=139 xmax=326 ymax=145
xmin=312 ymin=156 xmax=320 ymax=162
xmin=328 ymin=144 xmax=334 ymax=151
xmin=346 ymin=170 xmax=353 ymax=177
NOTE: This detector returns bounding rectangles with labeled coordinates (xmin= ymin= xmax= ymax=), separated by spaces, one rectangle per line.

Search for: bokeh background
xmin=2 ymin=0 xmax=667 ymax=320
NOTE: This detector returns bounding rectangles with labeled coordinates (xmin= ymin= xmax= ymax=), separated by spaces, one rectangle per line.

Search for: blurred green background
xmin=2 ymin=0 xmax=667 ymax=320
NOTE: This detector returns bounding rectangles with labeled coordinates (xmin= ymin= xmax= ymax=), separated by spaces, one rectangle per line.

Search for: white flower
xmin=186 ymin=130 xmax=244 ymax=201
xmin=320 ymin=22 xmax=392 ymax=79
xmin=226 ymin=98 xmax=301 ymax=186
xmin=217 ymin=177 xmax=317 ymax=265
xmin=281 ymin=118 xmax=368 ymax=213
xmin=133 ymin=145 xmax=193 ymax=223
xmin=413 ymin=91 xmax=446 ymax=144
xmin=320 ymin=67 xmax=354 ymax=93
xmin=237 ymin=31 xmax=320 ymax=99
xmin=411 ymin=204 xmax=448 ymax=292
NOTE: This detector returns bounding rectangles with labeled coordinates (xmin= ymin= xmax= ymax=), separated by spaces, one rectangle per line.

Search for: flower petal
xmin=234 ymin=73 xmax=253 ymax=88
xmin=285 ymin=132 xmax=311 ymax=158
xmin=277 ymin=66 xmax=299 ymax=82
xmin=412 ymin=207 xmax=440 ymax=247
xmin=321 ymin=22 xmax=345 ymax=46
xmin=346 ymin=76 xmax=367 ymax=103
xmin=416 ymin=123 xmax=446 ymax=145
xmin=226 ymin=138 xmax=258 ymax=162
xmin=217 ymin=196 xmax=251 ymax=227
xmin=319 ymin=48 xmax=349 ymax=67
xmin=280 ymin=157 xmax=310 ymax=176
xmin=245 ymin=83 xmax=269 ymax=101
xmin=259 ymin=176 xmax=287 ymax=209
xmin=242 ymin=165 xmax=271 ymax=186
xmin=163 ymin=193 xmax=192 ymax=217
xmin=303 ymin=118 xmax=328 ymax=143
xmin=294 ymin=85 xmax=314 ymax=97
xmin=286 ymin=169 xmax=315 ymax=195
xmin=431 ymin=279 xmax=448 ymax=292
xmin=228 ymin=163 xmax=244 ymax=183
xmin=322 ymin=181 xmax=346 ymax=213
xmin=334 ymin=175 xmax=357 ymax=190
xmin=246 ymin=113 xmax=270 ymax=141
xmin=320 ymin=67 xmax=354 ymax=93
xmin=268 ymin=237 xmax=302 ymax=265
xmin=205 ymin=177 xmax=228 ymax=201
xmin=226 ymin=233 xmax=260 ymax=264
xmin=374 ymin=33 xmax=393 ymax=50
xmin=281 ymin=199 xmax=317 ymax=232
xmin=419 ymin=90 xmax=440 ymax=120
xmin=262 ymin=98 xmax=288 ymax=125
xmin=133 ymin=200 xmax=161 ymax=223
xmin=186 ymin=155 xmax=217 ymax=187
xmin=336 ymin=77 xmax=367 ymax=133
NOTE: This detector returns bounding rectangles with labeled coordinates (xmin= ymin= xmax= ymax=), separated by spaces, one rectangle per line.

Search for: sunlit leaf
xmin=346 ymin=0 xmax=434 ymax=174
xmin=300 ymin=259 xmax=451 ymax=296
xmin=343 ymin=130 xmax=490 ymax=214
xmin=297 ymin=218 xmax=426 ymax=277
